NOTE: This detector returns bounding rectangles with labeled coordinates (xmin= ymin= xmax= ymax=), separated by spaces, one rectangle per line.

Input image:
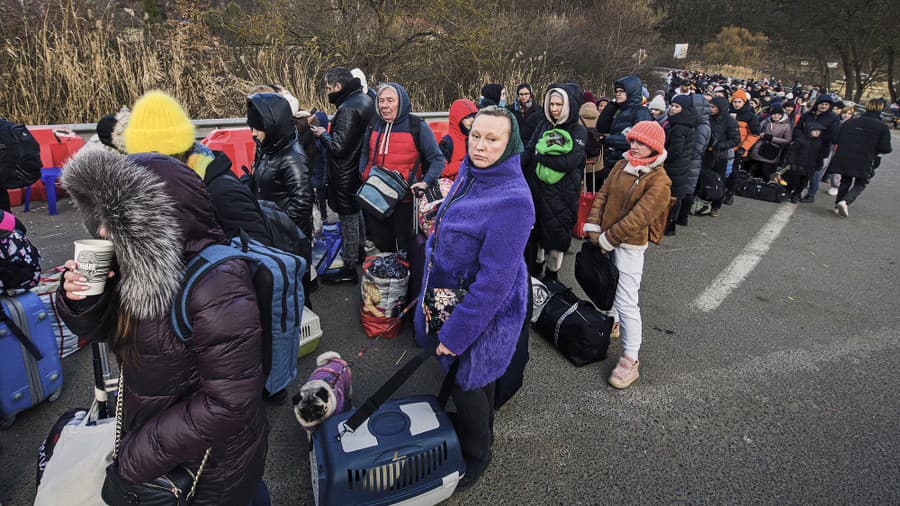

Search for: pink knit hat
xmin=626 ymin=121 xmax=666 ymax=155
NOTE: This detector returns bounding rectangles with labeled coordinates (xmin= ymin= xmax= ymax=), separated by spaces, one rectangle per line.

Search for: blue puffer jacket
xmin=597 ymin=75 xmax=652 ymax=175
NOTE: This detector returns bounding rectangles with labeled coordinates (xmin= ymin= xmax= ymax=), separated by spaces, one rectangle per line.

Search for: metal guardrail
xmin=32 ymin=112 xmax=452 ymax=141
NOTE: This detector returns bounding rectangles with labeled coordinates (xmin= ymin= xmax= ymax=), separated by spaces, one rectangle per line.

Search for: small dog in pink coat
xmin=292 ymin=352 xmax=353 ymax=432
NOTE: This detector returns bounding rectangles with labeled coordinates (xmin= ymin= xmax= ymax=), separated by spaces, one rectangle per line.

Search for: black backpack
xmin=0 ymin=119 xmax=42 ymax=189
xmin=697 ymin=167 xmax=725 ymax=202
xmin=0 ymin=211 xmax=41 ymax=293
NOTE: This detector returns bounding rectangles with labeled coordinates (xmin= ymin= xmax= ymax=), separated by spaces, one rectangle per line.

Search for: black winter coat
xmin=322 ymin=87 xmax=376 ymax=215
xmin=203 ymin=151 xmax=271 ymax=245
xmin=523 ymin=83 xmax=587 ymax=252
xmin=707 ymin=97 xmax=741 ymax=164
xmin=248 ymin=94 xmax=314 ymax=239
xmin=597 ymin=75 xmax=652 ymax=174
xmin=664 ymin=108 xmax=697 ymax=197
xmin=689 ymin=94 xmax=712 ymax=188
xmin=58 ymin=152 xmax=267 ymax=506
xmin=797 ymin=96 xmax=841 ymax=160
xmin=788 ymin=130 xmax=824 ymax=177
xmin=509 ymin=102 xmax=541 ymax=145
xmin=827 ymin=111 xmax=892 ymax=179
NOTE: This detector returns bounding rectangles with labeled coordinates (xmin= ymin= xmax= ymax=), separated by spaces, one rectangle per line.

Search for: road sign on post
xmin=674 ymin=44 xmax=688 ymax=59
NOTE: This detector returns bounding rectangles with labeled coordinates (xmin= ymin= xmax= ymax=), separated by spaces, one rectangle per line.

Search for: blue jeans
xmin=250 ymin=480 xmax=271 ymax=506
xmin=806 ymin=168 xmax=824 ymax=196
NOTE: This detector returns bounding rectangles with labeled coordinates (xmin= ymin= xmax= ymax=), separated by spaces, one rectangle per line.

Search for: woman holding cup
xmin=58 ymin=149 xmax=269 ymax=505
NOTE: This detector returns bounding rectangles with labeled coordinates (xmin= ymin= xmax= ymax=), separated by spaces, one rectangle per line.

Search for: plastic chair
xmin=22 ymin=127 xmax=84 ymax=213
xmin=201 ymin=128 xmax=257 ymax=178
xmin=24 ymin=168 xmax=62 ymax=215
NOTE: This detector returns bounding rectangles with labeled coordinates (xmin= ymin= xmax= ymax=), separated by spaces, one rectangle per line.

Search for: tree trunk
xmin=887 ymin=46 xmax=897 ymax=104
xmin=840 ymin=51 xmax=855 ymax=103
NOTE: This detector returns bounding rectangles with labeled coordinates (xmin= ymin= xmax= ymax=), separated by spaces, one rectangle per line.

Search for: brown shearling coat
xmin=587 ymin=158 xmax=673 ymax=248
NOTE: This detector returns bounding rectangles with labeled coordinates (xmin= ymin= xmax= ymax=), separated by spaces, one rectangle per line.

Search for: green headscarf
xmin=534 ymin=128 xmax=573 ymax=184
xmin=472 ymin=106 xmax=524 ymax=169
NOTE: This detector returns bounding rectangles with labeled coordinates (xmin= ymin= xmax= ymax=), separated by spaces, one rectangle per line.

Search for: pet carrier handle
xmin=344 ymin=345 xmax=457 ymax=432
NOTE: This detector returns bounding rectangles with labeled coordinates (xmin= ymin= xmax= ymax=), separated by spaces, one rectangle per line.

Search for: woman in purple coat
xmin=414 ymin=106 xmax=534 ymax=488
xmin=57 ymin=150 xmax=268 ymax=505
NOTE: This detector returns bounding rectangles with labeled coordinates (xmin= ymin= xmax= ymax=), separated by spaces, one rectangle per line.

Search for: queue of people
xmin=20 ymin=65 xmax=890 ymax=504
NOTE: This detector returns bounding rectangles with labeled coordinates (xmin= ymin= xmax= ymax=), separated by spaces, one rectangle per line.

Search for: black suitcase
xmin=534 ymin=279 xmax=613 ymax=366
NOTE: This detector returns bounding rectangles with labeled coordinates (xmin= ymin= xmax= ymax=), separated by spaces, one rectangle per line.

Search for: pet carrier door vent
xmin=347 ymin=441 xmax=449 ymax=492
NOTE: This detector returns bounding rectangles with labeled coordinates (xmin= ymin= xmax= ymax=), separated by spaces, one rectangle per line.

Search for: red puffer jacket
xmin=57 ymin=151 xmax=268 ymax=506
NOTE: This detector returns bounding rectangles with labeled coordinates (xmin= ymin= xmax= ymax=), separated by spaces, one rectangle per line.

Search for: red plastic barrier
xmin=201 ymin=128 xmax=256 ymax=178
xmin=427 ymin=121 xmax=449 ymax=143
xmin=7 ymin=189 xmax=24 ymax=207
xmin=23 ymin=127 xmax=84 ymax=203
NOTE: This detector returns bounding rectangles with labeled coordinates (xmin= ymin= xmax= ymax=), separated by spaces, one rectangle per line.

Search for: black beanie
xmin=480 ymin=83 xmax=502 ymax=106
xmin=96 ymin=114 xmax=117 ymax=148
xmin=770 ymin=104 xmax=784 ymax=115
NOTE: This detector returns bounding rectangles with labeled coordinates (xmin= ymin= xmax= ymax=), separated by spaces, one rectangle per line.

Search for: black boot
xmin=320 ymin=266 xmax=359 ymax=285
xmin=542 ymin=270 xmax=558 ymax=282
xmin=723 ymin=194 xmax=734 ymax=205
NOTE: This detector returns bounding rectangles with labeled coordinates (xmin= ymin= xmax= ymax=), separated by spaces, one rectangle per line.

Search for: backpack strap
xmin=408 ymin=114 xmax=427 ymax=185
xmin=170 ymin=244 xmax=250 ymax=342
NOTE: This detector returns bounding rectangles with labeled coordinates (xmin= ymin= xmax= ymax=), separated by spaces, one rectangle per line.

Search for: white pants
xmin=612 ymin=246 xmax=646 ymax=360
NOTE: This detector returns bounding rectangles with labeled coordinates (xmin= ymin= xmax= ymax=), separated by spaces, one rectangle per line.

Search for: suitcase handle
xmin=343 ymin=345 xmax=457 ymax=432
xmin=0 ymin=307 xmax=44 ymax=360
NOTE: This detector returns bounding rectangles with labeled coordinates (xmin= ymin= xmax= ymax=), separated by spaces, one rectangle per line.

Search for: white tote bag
xmin=33 ymin=411 xmax=114 ymax=506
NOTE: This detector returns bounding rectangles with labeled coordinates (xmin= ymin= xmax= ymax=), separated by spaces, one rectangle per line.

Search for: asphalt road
xmin=2 ymin=132 xmax=899 ymax=505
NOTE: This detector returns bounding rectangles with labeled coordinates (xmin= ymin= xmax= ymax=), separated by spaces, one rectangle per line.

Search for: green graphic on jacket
xmin=534 ymin=128 xmax=573 ymax=184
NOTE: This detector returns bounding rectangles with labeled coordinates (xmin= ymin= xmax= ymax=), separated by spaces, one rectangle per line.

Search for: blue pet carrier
xmin=310 ymin=348 xmax=465 ymax=506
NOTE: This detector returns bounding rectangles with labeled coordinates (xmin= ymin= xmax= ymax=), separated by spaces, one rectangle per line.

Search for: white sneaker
xmin=836 ymin=201 xmax=849 ymax=217
xmin=828 ymin=187 xmax=838 ymax=196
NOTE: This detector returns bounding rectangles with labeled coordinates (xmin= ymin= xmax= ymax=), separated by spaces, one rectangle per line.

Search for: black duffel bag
xmin=574 ymin=243 xmax=618 ymax=311
xmin=534 ymin=279 xmax=613 ymax=366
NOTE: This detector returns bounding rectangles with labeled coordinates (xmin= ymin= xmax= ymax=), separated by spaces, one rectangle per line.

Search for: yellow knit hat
xmin=123 ymin=90 xmax=195 ymax=155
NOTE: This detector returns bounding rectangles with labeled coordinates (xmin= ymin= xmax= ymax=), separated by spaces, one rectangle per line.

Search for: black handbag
xmin=574 ymin=243 xmax=619 ymax=311
xmin=756 ymin=141 xmax=781 ymax=160
xmin=101 ymin=371 xmax=211 ymax=506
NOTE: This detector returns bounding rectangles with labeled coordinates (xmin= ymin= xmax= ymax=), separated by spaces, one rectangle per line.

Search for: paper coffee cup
xmin=74 ymin=239 xmax=115 ymax=296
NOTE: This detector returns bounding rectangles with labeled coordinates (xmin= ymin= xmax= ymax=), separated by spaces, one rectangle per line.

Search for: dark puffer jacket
xmin=248 ymin=93 xmax=314 ymax=238
xmin=58 ymin=151 xmax=267 ymax=506
xmin=597 ymin=75 xmax=653 ymax=175
xmin=202 ymin=150 xmax=272 ymax=245
xmin=827 ymin=111 xmax=892 ymax=179
xmin=523 ymin=83 xmax=587 ymax=252
xmin=664 ymin=101 xmax=697 ymax=197
xmin=689 ymin=94 xmax=712 ymax=189
xmin=320 ymin=81 xmax=376 ymax=215
xmin=796 ymin=94 xmax=841 ymax=161
xmin=707 ymin=96 xmax=741 ymax=163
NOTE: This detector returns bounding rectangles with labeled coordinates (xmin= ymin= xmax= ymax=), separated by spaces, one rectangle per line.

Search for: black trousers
xmin=0 ymin=188 xmax=10 ymax=212
xmin=711 ymin=158 xmax=729 ymax=210
xmin=785 ymin=174 xmax=809 ymax=197
xmin=367 ymin=200 xmax=415 ymax=254
xmin=676 ymin=192 xmax=692 ymax=225
xmin=836 ymin=176 xmax=868 ymax=205
xmin=450 ymin=381 xmax=495 ymax=478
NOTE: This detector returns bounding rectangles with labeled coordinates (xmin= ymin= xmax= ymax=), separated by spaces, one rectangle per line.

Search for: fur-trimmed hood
xmin=62 ymin=150 xmax=225 ymax=320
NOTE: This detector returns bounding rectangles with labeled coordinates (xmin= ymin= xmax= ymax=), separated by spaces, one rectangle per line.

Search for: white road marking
xmin=691 ymin=204 xmax=797 ymax=312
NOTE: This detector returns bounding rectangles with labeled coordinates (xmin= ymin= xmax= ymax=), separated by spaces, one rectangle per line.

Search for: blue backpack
xmin=170 ymin=233 xmax=306 ymax=398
